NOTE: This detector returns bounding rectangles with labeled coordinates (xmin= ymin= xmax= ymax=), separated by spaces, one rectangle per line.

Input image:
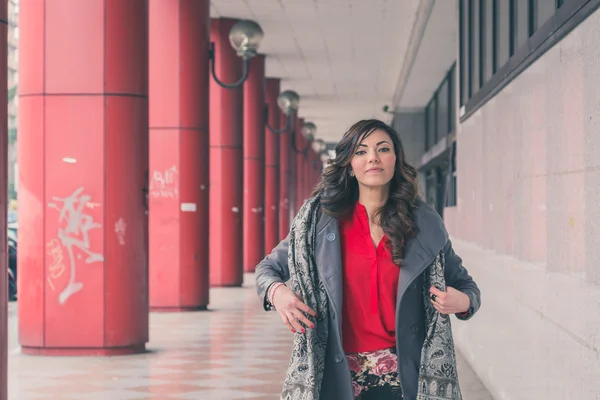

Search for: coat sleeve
xmin=255 ymin=234 xmax=291 ymax=311
xmin=443 ymin=239 xmax=481 ymax=321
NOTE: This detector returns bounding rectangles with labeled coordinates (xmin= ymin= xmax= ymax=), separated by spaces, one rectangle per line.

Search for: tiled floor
xmin=7 ymin=274 xmax=492 ymax=399
xmin=8 ymin=275 xmax=292 ymax=399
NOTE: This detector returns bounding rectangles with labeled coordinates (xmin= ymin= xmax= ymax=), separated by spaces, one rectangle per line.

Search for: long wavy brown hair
xmin=312 ymin=119 xmax=419 ymax=264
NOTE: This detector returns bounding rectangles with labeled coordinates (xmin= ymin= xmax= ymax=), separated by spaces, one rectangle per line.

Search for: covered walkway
xmin=2 ymin=0 xmax=600 ymax=399
xmin=7 ymin=274 xmax=491 ymax=399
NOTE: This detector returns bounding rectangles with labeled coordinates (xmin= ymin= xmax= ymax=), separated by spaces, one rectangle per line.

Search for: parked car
xmin=7 ymin=221 xmax=17 ymax=301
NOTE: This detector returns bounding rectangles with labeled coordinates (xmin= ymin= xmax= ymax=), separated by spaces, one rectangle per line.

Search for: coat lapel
xmin=396 ymin=199 xmax=450 ymax=309
xmin=396 ymin=235 xmax=433 ymax=305
xmin=314 ymin=211 xmax=343 ymax=327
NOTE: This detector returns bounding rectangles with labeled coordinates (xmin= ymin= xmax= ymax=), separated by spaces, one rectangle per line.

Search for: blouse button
xmin=411 ymin=325 xmax=419 ymax=334
xmin=335 ymin=353 xmax=344 ymax=363
xmin=326 ymin=232 xmax=336 ymax=241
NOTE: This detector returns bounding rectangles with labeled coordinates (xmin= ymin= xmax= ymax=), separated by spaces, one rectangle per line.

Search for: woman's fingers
xmin=431 ymin=299 xmax=448 ymax=314
xmin=277 ymin=292 xmax=318 ymax=333
xmin=280 ymin=313 xmax=296 ymax=333
xmin=279 ymin=308 xmax=316 ymax=334
xmin=295 ymin=300 xmax=318 ymax=317
xmin=292 ymin=309 xmax=315 ymax=329
xmin=286 ymin=312 xmax=307 ymax=333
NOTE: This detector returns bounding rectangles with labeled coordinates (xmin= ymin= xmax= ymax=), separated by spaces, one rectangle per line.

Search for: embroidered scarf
xmin=281 ymin=196 xmax=462 ymax=400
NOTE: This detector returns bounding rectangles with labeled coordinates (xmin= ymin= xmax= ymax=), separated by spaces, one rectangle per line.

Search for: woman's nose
xmin=368 ymin=150 xmax=380 ymax=163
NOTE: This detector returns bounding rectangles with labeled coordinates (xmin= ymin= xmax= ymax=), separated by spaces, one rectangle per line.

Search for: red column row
xmin=16 ymin=3 xmax=322 ymax=357
xmin=279 ymin=112 xmax=293 ymax=238
xmin=243 ymin=55 xmax=266 ymax=273
xmin=149 ymin=0 xmax=210 ymax=311
xmin=209 ymin=18 xmax=244 ymax=287
xmin=265 ymin=79 xmax=281 ymax=251
xmin=19 ymin=0 xmax=149 ymax=355
xmin=0 ymin=0 xmax=7 ymax=396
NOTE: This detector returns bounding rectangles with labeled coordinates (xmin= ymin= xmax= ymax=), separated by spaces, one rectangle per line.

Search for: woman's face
xmin=349 ymin=129 xmax=397 ymax=189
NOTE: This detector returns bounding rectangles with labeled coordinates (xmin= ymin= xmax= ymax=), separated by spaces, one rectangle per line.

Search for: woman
xmin=255 ymin=119 xmax=481 ymax=400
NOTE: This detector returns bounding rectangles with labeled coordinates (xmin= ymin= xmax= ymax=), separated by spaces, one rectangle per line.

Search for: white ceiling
xmin=396 ymin=0 xmax=458 ymax=109
xmin=210 ymin=0 xmax=421 ymax=143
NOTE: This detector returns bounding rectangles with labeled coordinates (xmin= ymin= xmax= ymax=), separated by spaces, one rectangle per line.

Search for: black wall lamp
xmin=265 ymin=90 xmax=300 ymax=134
xmin=312 ymin=138 xmax=326 ymax=154
xmin=209 ymin=19 xmax=263 ymax=89
xmin=320 ymin=150 xmax=331 ymax=164
xmin=312 ymin=139 xmax=328 ymax=167
xmin=291 ymin=121 xmax=316 ymax=154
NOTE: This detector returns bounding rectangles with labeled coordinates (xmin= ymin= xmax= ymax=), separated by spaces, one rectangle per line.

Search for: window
xmin=469 ymin=0 xmax=480 ymax=94
xmin=460 ymin=0 xmax=470 ymax=106
xmin=426 ymin=170 xmax=437 ymax=210
xmin=537 ymin=0 xmax=557 ymax=27
xmin=497 ymin=0 xmax=511 ymax=66
xmin=481 ymin=0 xmax=495 ymax=83
xmin=437 ymin=80 xmax=449 ymax=138
xmin=458 ymin=0 xmax=595 ymax=119
xmin=424 ymin=64 xmax=457 ymax=152
xmin=446 ymin=142 xmax=458 ymax=207
xmin=425 ymin=101 xmax=437 ymax=151
xmin=449 ymin=65 xmax=456 ymax=132
xmin=513 ymin=0 xmax=530 ymax=48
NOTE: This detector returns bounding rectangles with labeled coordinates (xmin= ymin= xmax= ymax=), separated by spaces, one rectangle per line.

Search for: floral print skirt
xmin=346 ymin=347 xmax=404 ymax=399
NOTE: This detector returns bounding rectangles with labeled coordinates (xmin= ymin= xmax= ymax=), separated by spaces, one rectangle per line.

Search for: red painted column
xmin=0 ymin=1 xmax=7 ymax=396
xmin=313 ymin=152 xmax=320 ymax=189
xmin=312 ymin=156 xmax=317 ymax=190
xmin=210 ymin=18 xmax=244 ymax=287
xmin=19 ymin=0 xmax=148 ymax=355
xmin=314 ymin=151 xmax=322 ymax=185
xmin=295 ymin=118 xmax=306 ymax=213
xmin=307 ymin=150 xmax=317 ymax=197
xmin=148 ymin=0 xmax=209 ymax=311
xmin=305 ymin=150 xmax=313 ymax=199
xmin=264 ymin=79 xmax=280 ymax=253
xmin=288 ymin=115 xmax=298 ymax=220
xmin=243 ymin=55 xmax=265 ymax=273
xmin=279 ymin=111 xmax=291 ymax=238
xmin=301 ymin=151 xmax=307 ymax=202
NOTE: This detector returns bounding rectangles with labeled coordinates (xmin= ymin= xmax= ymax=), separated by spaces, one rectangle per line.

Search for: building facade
xmin=393 ymin=1 xmax=600 ymax=398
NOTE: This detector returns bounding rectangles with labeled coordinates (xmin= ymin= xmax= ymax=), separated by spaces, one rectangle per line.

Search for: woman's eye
xmin=355 ymin=150 xmax=366 ymax=155
xmin=379 ymin=148 xmax=390 ymax=152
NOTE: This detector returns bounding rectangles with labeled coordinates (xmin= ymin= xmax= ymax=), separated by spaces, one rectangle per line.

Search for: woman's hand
xmin=272 ymin=285 xmax=318 ymax=334
xmin=429 ymin=285 xmax=470 ymax=315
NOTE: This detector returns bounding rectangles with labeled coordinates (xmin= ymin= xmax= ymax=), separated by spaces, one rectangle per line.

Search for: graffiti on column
xmin=115 ymin=217 xmax=127 ymax=245
xmin=149 ymin=165 xmax=179 ymax=199
xmin=48 ymin=187 xmax=104 ymax=304
xmin=46 ymin=239 xmax=66 ymax=292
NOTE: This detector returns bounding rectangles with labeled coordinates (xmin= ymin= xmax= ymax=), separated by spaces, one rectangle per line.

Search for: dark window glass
xmin=498 ymin=0 xmax=510 ymax=65
xmin=469 ymin=0 xmax=480 ymax=93
xmin=515 ymin=0 xmax=529 ymax=49
xmin=447 ymin=142 xmax=458 ymax=207
xmin=424 ymin=111 xmax=429 ymax=151
xmin=437 ymin=80 xmax=449 ymax=138
xmin=426 ymin=170 xmax=437 ymax=208
xmin=449 ymin=65 xmax=456 ymax=132
xmin=537 ymin=0 xmax=556 ymax=28
xmin=427 ymin=101 xmax=437 ymax=149
xmin=460 ymin=0 xmax=470 ymax=106
xmin=482 ymin=0 xmax=494 ymax=83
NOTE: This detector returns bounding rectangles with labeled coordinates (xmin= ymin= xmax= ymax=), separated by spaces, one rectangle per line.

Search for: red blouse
xmin=340 ymin=202 xmax=400 ymax=354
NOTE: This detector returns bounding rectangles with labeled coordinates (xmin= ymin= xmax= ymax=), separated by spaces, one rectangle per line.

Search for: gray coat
xmin=255 ymin=198 xmax=481 ymax=400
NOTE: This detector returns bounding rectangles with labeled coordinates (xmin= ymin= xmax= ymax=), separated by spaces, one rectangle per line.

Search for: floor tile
xmin=8 ymin=274 xmax=287 ymax=400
